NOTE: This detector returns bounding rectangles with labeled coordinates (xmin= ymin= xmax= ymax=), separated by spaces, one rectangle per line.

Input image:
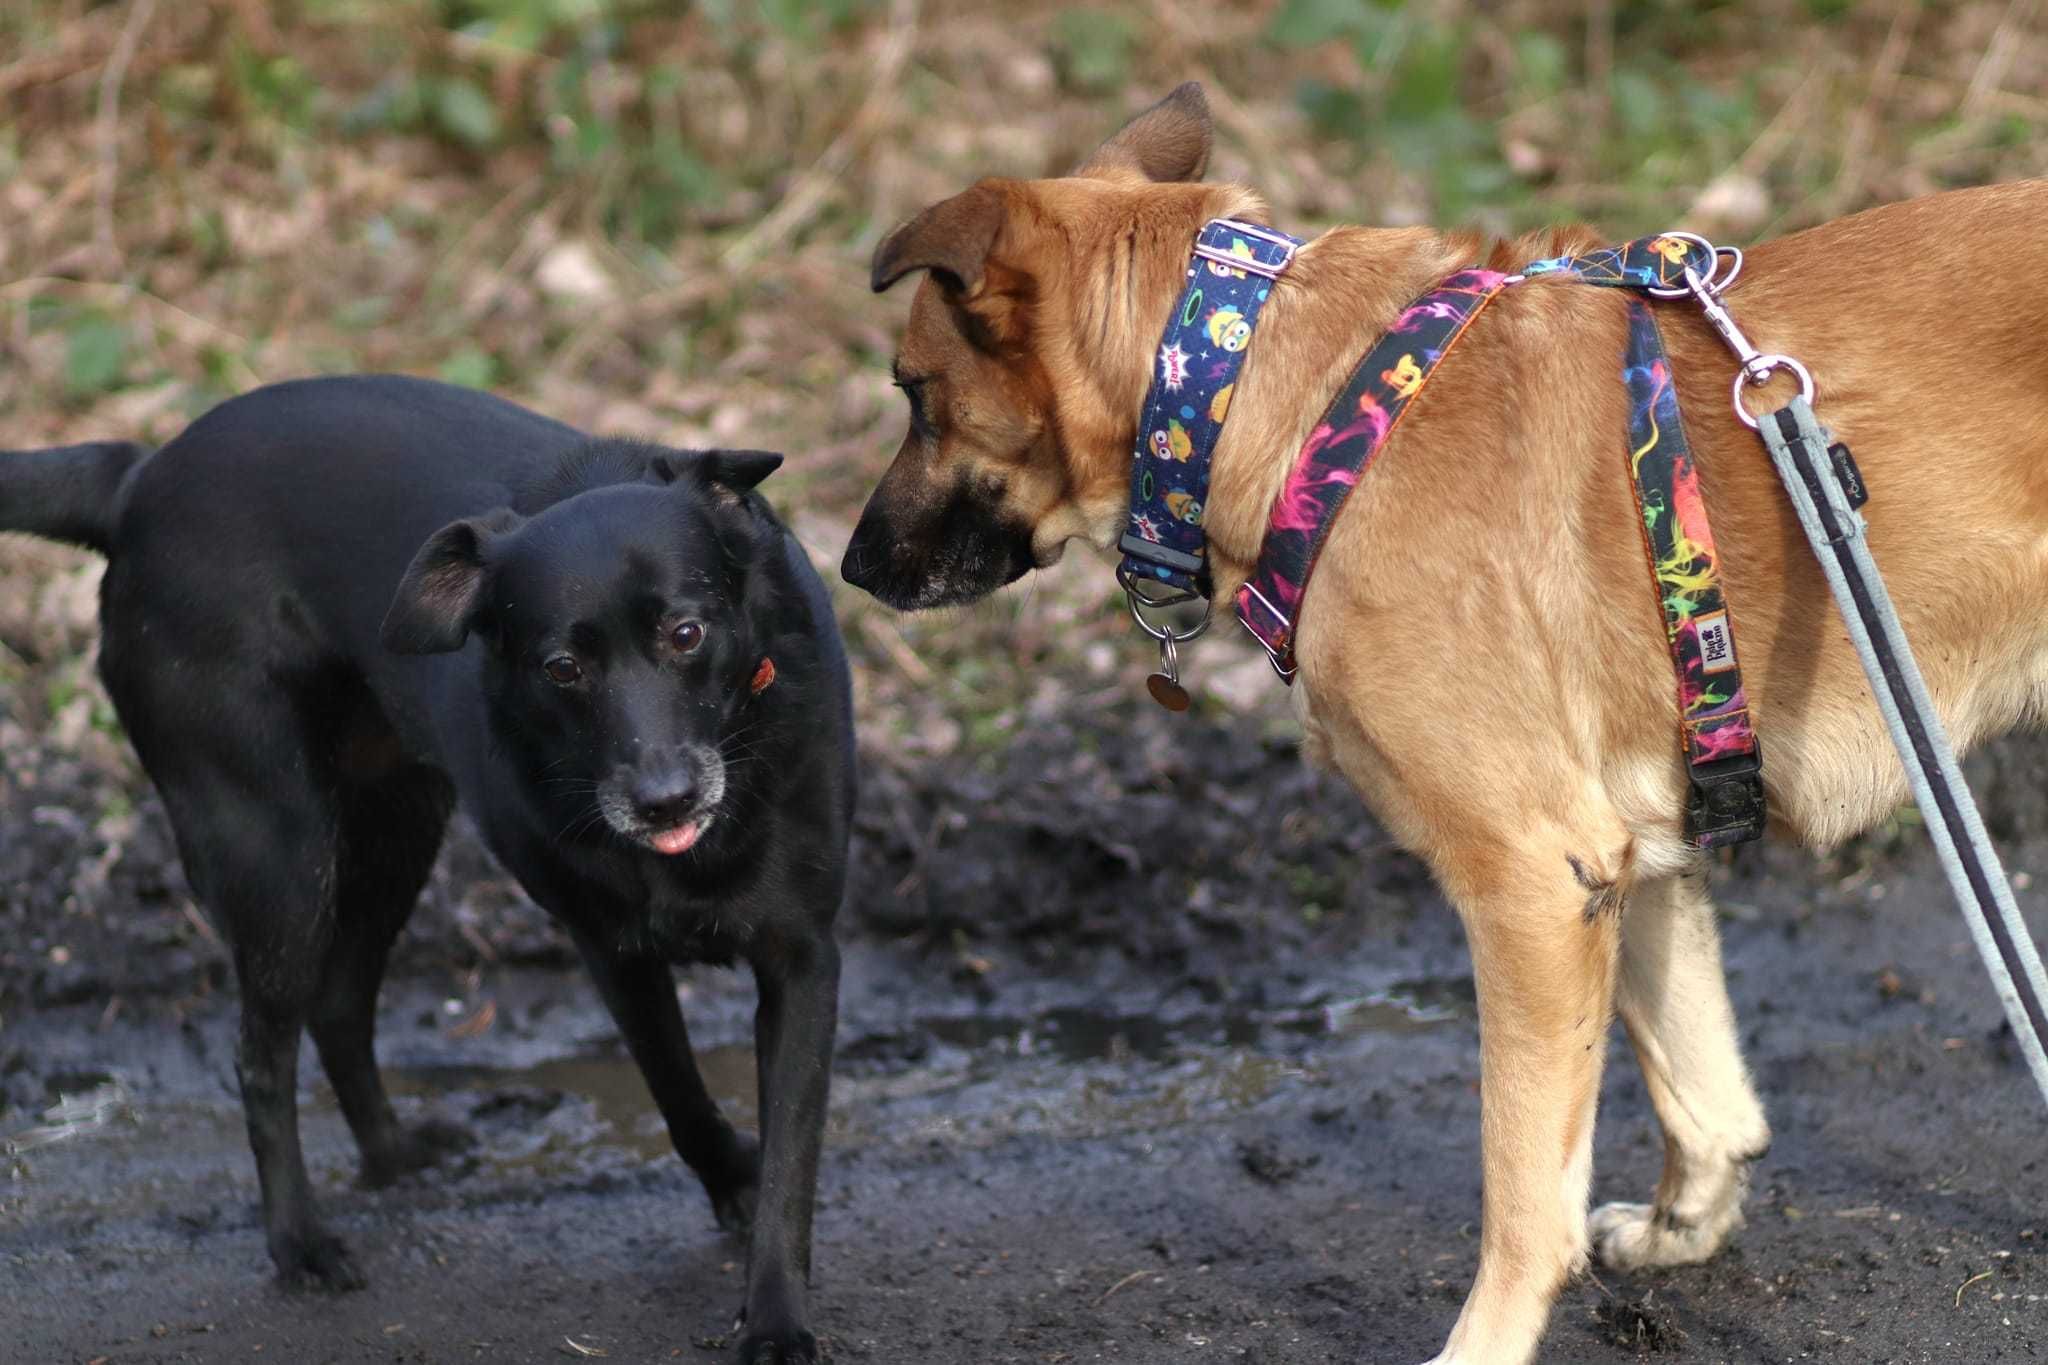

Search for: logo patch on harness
xmin=1695 ymin=610 xmax=1737 ymax=673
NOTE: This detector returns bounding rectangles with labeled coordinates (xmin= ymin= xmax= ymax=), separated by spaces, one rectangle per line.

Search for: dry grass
xmin=1 ymin=0 xmax=2044 ymax=785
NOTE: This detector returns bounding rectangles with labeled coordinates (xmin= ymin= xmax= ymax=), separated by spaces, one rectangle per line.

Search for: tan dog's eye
xmin=892 ymin=369 xmax=935 ymax=437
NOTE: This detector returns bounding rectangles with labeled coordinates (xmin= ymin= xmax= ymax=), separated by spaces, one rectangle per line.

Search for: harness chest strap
xmin=1610 ymin=293 xmax=1764 ymax=848
xmin=1231 ymin=235 xmax=1765 ymax=849
xmin=1231 ymin=266 xmax=1513 ymax=674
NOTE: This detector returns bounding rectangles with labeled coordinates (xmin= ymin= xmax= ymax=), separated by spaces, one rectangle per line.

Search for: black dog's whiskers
xmin=552 ymin=804 xmax=614 ymax=847
xmin=718 ymin=733 xmax=775 ymax=765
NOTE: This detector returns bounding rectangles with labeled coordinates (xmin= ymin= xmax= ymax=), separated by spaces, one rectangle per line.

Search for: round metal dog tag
xmin=1146 ymin=672 xmax=1191 ymax=712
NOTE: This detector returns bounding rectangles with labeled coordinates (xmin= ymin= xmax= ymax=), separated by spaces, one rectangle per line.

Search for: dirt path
xmin=5 ymin=705 xmax=2046 ymax=1363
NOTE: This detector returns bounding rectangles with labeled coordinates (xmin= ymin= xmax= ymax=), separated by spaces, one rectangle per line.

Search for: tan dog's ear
xmin=1074 ymin=81 xmax=1212 ymax=183
xmin=870 ymin=182 xmax=1007 ymax=294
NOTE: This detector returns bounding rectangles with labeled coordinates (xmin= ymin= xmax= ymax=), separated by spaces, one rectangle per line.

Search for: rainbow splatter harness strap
xmin=1235 ymin=235 xmax=1767 ymax=849
xmin=1232 ymin=267 xmax=1513 ymax=666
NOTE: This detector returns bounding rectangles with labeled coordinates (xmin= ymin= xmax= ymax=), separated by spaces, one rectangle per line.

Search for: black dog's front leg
xmin=574 ymin=938 xmax=760 ymax=1225
xmin=737 ymin=933 xmax=840 ymax=1365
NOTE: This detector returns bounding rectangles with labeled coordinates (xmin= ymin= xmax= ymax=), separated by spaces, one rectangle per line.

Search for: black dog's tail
xmin=0 ymin=441 xmax=148 ymax=554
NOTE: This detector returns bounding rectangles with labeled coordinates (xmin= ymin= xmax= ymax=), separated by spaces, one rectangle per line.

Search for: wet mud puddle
xmin=3 ymin=976 xmax=1471 ymax=1217
xmin=377 ymin=979 xmax=1471 ymax=1167
xmin=0 ymin=966 xmax=1495 ymax=1360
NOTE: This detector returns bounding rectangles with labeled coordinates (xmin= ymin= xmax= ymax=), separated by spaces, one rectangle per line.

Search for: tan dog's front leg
xmin=1592 ymin=871 xmax=1770 ymax=1270
xmin=1426 ymin=857 xmax=1624 ymax=1365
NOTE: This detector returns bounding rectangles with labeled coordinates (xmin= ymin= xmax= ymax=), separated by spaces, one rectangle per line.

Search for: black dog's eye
xmin=671 ymin=620 xmax=706 ymax=654
xmin=543 ymin=654 xmax=582 ymax=685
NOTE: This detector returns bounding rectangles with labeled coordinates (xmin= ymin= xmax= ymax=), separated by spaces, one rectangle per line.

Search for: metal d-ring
xmin=1124 ymin=583 xmax=1212 ymax=646
xmin=1709 ymin=244 xmax=1744 ymax=295
xmin=1631 ymin=229 xmax=1801 ymax=427
xmin=1643 ymin=231 xmax=1722 ymax=298
xmin=1731 ymin=353 xmax=1815 ymax=430
xmin=1641 ymin=234 xmax=1744 ymax=300
xmin=1124 ymin=581 xmax=1211 ymax=695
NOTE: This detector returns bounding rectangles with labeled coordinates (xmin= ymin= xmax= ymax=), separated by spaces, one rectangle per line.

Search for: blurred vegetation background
xmin=1 ymin=0 xmax=2044 ymax=779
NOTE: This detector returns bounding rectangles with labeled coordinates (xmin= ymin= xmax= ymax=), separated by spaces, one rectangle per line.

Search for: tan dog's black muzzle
xmin=840 ymin=475 xmax=1034 ymax=611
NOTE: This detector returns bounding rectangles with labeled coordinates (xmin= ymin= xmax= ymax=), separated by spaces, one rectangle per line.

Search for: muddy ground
xmin=5 ymin=690 xmax=2048 ymax=1364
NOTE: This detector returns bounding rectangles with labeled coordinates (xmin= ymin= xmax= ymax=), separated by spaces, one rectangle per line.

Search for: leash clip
xmin=1665 ymin=251 xmax=1813 ymax=431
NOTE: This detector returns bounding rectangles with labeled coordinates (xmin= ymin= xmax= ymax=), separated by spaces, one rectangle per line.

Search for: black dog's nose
xmin=631 ymin=773 xmax=699 ymax=827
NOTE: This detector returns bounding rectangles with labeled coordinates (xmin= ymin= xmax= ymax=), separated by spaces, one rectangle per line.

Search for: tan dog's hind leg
xmin=1591 ymin=871 xmax=1771 ymax=1271
xmin=1425 ymin=850 xmax=1625 ymax=1365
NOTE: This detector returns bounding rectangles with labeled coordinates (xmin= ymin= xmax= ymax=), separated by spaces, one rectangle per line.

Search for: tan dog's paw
xmin=1589 ymin=1199 xmax=1738 ymax=1270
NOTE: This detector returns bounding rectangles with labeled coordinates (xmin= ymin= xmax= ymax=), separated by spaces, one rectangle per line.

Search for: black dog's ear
xmin=1074 ymin=82 xmax=1212 ymax=183
xmin=701 ymin=449 xmax=783 ymax=491
xmin=871 ymin=182 xmax=1008 ymax=294
xmin=653 ymin=449 xmax=784 ymax=493
xmin=382 ymin=510 xmax=522 ymax=654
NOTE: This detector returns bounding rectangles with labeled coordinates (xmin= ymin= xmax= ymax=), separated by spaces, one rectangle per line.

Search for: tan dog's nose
xmin=838 ymin=503 xmax=889 ymax=597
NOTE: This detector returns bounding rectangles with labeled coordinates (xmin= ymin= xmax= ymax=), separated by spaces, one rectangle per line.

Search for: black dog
xmin=1 ymin=375 xmax=852 ymax=1363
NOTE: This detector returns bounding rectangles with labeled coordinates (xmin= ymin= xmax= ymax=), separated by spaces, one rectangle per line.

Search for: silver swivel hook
xmin=1647 ymin=234 xmax=1813 ymax=430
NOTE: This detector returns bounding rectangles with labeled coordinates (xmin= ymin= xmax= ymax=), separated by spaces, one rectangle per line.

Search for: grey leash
xmin=1671 ymin=253 xmax=2048 ymax=1108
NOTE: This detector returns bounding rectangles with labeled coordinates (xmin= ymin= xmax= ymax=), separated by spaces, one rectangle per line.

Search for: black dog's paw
xmin=705 ymin=1136 xmax=762 ymax=1232
xmin=274 ymin=1229 xmax=367 ymax=1293
xmin=710 ymin=1179 xmax=758 ymax=1233
xmin=736 ymin=1325 xmax=818 ymax=1364
xmin=360 ymin=1118 xmax=476 ymax=1188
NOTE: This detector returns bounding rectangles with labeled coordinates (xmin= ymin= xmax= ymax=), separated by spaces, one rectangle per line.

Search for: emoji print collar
xmin=1116 ymin=218 xmax=1301 ymax=710
xmin=1117 ymin=218 xmax=1302 ymax=604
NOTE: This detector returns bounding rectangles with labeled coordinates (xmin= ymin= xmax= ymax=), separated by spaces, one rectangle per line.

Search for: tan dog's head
xmin=842 ymin=83 xmax=1254 ymax=609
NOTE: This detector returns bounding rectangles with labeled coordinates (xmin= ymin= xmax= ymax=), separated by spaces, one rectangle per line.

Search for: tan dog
xmin=841 ymin=82 xmax=2048 ymax=1364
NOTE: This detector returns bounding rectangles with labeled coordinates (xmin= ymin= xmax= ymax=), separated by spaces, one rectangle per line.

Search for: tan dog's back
xmin=1262 ymin=181 xmax=2048 ymax=875
xmin=1694 ymin=181 xmax=2048 ymax=845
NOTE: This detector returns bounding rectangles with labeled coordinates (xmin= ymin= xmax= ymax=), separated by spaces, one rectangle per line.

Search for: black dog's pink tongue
xmin=650 ymin=822 xmax=701 ymax=856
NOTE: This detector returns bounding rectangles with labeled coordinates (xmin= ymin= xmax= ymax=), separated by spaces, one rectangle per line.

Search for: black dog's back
xmin=99 ymin=376 xmax=581 ymax=663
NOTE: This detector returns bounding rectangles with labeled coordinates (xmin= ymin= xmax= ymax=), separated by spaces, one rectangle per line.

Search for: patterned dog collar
xmin=1117 ymin=218 xmax=1302 ymax=604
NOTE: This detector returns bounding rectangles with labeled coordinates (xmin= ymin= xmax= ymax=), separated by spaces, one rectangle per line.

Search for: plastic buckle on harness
xmin=1687 ymin=746 xmax=1767 ymax=847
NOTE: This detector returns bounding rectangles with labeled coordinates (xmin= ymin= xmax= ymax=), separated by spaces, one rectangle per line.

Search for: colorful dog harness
xmin=1526 ymin=237 xmax=1766 ymax=847
xmin=1122 ymin=220 xmax=2048 ymax=1109
xmin=1227 ymin=235 xmax=1766 ymax=848
xmin=1232 ymin=267 xmax=1512 ymax=673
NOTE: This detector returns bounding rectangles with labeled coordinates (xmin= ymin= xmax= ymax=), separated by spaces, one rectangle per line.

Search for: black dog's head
xmin=381 ymin=444 xmax=786 ymax=859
